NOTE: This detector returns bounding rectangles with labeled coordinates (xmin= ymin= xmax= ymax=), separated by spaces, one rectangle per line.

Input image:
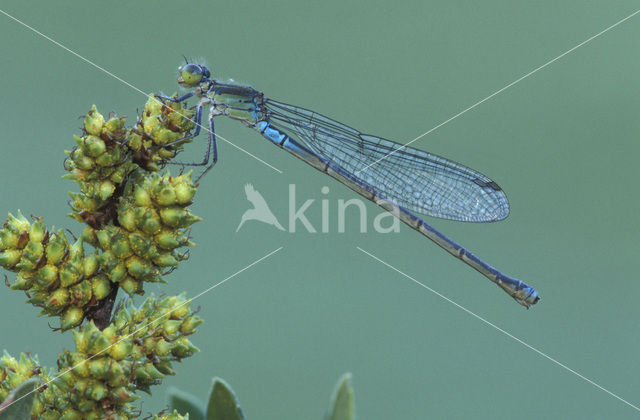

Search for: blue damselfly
xmin=158 ymin=62 xmax=540 ymax=308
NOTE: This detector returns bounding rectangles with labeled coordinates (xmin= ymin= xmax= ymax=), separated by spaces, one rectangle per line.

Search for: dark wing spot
xmin=472 ymin=178 xmax=502 ymax=191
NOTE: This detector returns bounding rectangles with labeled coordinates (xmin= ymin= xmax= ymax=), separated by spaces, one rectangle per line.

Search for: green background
xmin=2 ymin=1 xmax=640 ymax=418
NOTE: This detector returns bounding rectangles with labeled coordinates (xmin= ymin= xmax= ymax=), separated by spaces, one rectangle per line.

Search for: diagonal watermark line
xmin=356 ymin=9 xmax=640 ymax=175
xmin=0 ymin=8 xmax=283 ymax=175
xmin=1 ymin=246 xmax=284 ymax=411
xmin=356 ymin=246 xmax=640 ymax=412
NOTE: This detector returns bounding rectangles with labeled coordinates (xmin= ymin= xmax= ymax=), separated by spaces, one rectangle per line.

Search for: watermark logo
xmin=236 ymin=183 xmax=286 ymax=232
xmin=236 ymin=183 xmax=400 ymax=233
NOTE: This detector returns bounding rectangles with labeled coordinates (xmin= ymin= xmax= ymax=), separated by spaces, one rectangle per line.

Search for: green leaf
xmin=206 ymin=377 xmax=245 ymax=420
xmin=326 ymin=373 xmax=356 ymax=420
xmin=0 ymin=377 xmax=39 ymax=420
xmin=167 ymin=386 xmax=205 ymax=420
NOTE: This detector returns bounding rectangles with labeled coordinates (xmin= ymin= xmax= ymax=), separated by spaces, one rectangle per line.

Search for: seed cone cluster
xmin=0 ymin=212 xmax=108 ymax=330
xmin=1 ymin=101 xmax=199 ymax=330
xmin=0 ymin=351 xmax=42 ymax=404
xmin=127 ymin=95 xmax=196 ymax=173
xmin=82 ymin=171 xmax=201 ymax=297
xmin=1 ymin=99 xmax=203 ymax=419
xmin=65 ymin=98 xmax=194 ymax=230
xmin=34 ymin=295 xmax=201 ymax=419
xmin=65 ymin=107 xmax=135 ymax=229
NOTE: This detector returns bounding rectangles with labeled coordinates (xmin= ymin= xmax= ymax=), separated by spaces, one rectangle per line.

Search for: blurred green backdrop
xmin=2 ymin=1 xmax=640 ymax=418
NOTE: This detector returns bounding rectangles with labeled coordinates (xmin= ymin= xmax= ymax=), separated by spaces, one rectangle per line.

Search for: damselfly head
xmin=177 ymin=63 xmax=211 ymax=87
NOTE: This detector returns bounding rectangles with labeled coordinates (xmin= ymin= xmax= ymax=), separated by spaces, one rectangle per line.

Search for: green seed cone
xmin=175 ymin=181 xmax=197 ymax=204
xmin=153 ymin=253 xmax=179 ymax=267
xmin=36 ymin=264 xmax=59 ymax=287
xmin=156 ymin=186 xmax=177 ymax=206
xmin=69 ymin=280 xmax=92 ymax=306
xmin=117 ymin=207 xmax=137 ymax=231
xmin=46 ymin=232 xmax=68 ymax=264
xmin=119 ymin=276 xmax=141 ymax=296
xmin=84 ymin=105 xmax=104 ymax=136
xmin=180 ymin=315 xmax=204 ymax=334
xmin=61 ymin=306 xmax=84 ymax=330
xmin=21 ymin=241 xmax=44 ymax=266
xmin=48 ymin=288 xmax=70 ymax=309
xmin=109 ymin=263 xmax=127 ymax=283
xmin=98 ymin=180 xmax=115 ymax=201
xmin=107 ymin=341 xmax=133 ymax=362
xmin=91 ymin=275 xmax=112 ymax=300
xmin=83 ymin=253 xmax=99 ymax=277
xmin=59 ymin=263 xmax=82 ymax=288
xmin=134 ymin=186 xmax=152 ymax=207
xmin=155 ymin=230 xmax=180 ymax=249
xmin=9 ymin=272 xmax=34 ymax=290
xmin=29 ymin=218 xmax=46 ymax=243
xmin=84 ymin=136 xmax=107 ymax=158
xmin=0 ymin=228 xmax=21 ymax=249
xmin=0 ymin=248 xmax=22 ymax=268
xmin=88 ymin=357 xmax=110 ymax=379
xmin=102 ymin=115 xmax=126 ymax=139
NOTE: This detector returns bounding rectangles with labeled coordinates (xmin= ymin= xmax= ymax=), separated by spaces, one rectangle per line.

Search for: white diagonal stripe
xmin=356 ymin=246 xmax=640 ymax=413
xmin=1 ymin=246 xmax=283 ymax=411
xmin=0 ymin=8 xmax=283 ymax=174
xmin=356 ymin=9 xmax=640 ymax=175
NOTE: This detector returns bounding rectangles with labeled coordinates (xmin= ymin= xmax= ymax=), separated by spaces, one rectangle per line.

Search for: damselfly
xmin=157 ymin=62 xmax=540 ymax=308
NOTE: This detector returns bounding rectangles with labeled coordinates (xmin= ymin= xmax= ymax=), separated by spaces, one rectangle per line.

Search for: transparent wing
xmin=265 ymin=99 xmax=509 ymax=222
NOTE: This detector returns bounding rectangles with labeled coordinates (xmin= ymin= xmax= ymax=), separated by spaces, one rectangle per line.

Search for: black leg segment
xmin=155 ymin=91 xmax=195 ymax=103
xmin=195 ymin=113 xmax=218 ymax=181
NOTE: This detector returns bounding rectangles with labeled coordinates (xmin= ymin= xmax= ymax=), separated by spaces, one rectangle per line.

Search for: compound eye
xmin=180 ymin=63 xmax=204 ymax=85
